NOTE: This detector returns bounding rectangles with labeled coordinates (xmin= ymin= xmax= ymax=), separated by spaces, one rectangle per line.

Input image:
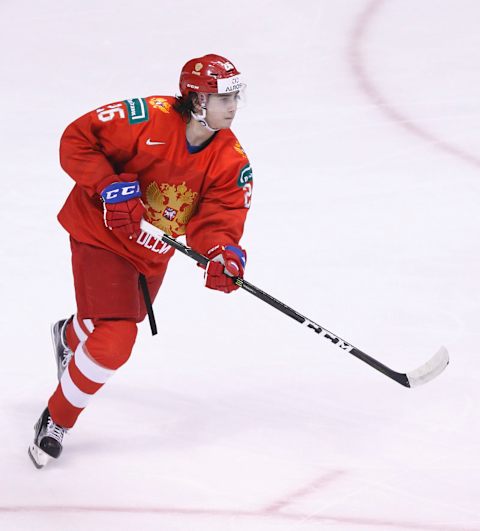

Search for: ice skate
xmin=28 ymin=408 xmax=67 ymax=469
xmin=51 ymin=318 xmax=73 ymax=380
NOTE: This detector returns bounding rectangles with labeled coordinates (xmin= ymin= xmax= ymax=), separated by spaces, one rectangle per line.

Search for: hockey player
xmin=29 ymin=54 xmax=253 ymax=468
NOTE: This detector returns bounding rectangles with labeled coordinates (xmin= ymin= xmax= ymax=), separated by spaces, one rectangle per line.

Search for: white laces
xmin=61 ymin=347 xmax=73 ymax=368
xmin=46 ymin=417 xmax=66 ymax=443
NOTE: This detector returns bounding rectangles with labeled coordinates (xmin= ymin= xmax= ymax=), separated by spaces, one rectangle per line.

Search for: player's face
xmin=205 ymin=92 xmax=239 ymax=129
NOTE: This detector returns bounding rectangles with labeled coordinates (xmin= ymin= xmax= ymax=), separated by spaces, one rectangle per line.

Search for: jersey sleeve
xmin=186 ymin=154 xmax=253 ymax=255
xmin=59 ymin=99 xmax=144 ymax=196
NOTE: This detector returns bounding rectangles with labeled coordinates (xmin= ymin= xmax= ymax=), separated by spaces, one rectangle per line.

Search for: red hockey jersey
xmin=58 ymin=96 xmax=253 ymax=276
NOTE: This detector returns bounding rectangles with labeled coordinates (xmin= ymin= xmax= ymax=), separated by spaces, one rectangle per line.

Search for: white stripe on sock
xmin=74 ymin=343 xmax=114 ymax=384
xmin=60 ymin=368 xmax=92 ymax=408
xmin=73 ymin=314 xmax=88 ymax=343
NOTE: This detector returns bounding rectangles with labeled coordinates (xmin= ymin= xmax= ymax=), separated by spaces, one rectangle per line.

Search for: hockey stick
xmin=139 ymin=219 xmax=449 ymax=388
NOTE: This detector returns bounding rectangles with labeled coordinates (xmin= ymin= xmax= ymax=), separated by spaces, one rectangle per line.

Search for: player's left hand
xmin=204 ymin=244 xmax=246 ymax=293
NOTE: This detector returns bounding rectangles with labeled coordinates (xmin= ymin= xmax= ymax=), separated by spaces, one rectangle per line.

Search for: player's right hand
xmin=100 ymin=181 xmax=145 ymax=239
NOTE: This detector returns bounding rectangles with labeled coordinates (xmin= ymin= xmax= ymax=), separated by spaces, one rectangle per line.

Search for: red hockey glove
xmin=204 ymin=244 xmax=246 ymax=294
xmin=101 ymin=181 xmax=145 ymax=239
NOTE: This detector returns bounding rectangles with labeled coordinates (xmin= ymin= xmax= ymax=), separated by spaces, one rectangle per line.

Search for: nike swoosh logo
xmin=146 ymin=138 xmax=166 ymax=146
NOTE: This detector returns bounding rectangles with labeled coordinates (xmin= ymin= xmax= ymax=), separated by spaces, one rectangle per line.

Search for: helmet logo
xmin=192 ymin=63 xmax=203 ymax=76
xmin=223 ymin=61 xmax=235 ymax=72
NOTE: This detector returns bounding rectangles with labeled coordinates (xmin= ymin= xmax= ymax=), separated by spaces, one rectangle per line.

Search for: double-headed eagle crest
xmin=145 ymin=181 xmax=198 ymax=237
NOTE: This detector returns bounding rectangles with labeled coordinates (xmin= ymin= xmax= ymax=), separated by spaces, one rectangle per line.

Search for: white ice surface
xmin=1 ymin=1 xmax=479 ymax=530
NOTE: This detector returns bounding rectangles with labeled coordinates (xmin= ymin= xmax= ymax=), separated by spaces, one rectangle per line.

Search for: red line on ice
xmin=348 ymin=0 xmax=480 ymax=169
xmin=263 ymin=469 xmax=345 ymax=513
xmin=0 ymin=505 xmax=478 ymax=530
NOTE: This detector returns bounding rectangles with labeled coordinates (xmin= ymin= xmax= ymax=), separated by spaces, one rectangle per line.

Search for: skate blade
xmin=28 ymin=443 xmax=52 ymax=469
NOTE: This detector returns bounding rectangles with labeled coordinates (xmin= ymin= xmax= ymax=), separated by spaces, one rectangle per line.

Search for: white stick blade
xmin=406 ymin=346 xmax=449 ymax=387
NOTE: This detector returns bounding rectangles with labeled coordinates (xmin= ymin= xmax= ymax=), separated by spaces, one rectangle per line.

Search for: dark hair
xmin=173 ymin=92 xmax=198 ymax=123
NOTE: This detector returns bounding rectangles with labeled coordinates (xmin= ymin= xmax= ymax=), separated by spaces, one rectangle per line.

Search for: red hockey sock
xmin=48 ymin=319 xmax=137 ymax=428
xmin=65 ymin=314 xmax=98 ymax=353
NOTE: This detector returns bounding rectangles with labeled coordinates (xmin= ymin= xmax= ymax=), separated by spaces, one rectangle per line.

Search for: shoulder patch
xmin=148 ymin=97 xmax=172 ymax=113
xmin=233 ymin=140 xmax=247 ymax=159
xmin=237 ymin=163 xmax=253 ymax=187
xmin=123 ymin=98 xmax=149 ymax=124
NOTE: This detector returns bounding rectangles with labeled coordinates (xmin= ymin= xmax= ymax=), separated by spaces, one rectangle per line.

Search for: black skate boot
xmin=28 ymin=408 xmax=67 ymax=469
xmin=51 ymin=317 xmax=73 ymax=380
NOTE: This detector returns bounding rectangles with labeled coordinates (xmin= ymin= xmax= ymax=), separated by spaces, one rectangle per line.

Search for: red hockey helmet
xmin=179 ymin=54 xmax=244 ymax=97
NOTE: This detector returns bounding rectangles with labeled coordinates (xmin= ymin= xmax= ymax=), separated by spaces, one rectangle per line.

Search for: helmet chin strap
xmin=191 ymin=94 xmax=219 ymax=132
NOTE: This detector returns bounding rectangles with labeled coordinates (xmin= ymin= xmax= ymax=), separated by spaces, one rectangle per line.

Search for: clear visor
xmin=206 ymin=84 xmax=247 ymax=110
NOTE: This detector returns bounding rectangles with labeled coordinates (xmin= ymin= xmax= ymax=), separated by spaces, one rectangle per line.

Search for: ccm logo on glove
xmin=204 ymin=244 xmax=246 ymax=294
xmin=101 ymin=182 xmax=141 ymax=203
xmin=101 ymin=180 xmax=145 ymax=239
